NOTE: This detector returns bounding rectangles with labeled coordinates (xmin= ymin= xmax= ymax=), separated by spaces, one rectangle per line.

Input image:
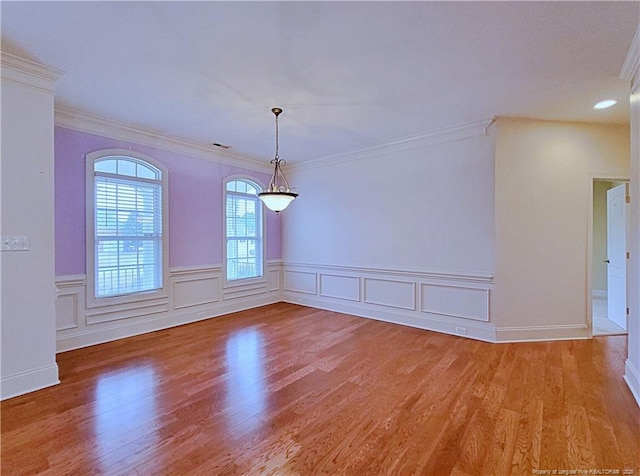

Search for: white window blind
xmin=226 ymin=180 xmax=263 ymax=281
xmin=94 ymin=157 xmax=163 ymax=298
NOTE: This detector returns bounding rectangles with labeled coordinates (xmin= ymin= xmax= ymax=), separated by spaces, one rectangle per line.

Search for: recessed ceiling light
xmin=594 ymin=99 xmax=617 ymax=109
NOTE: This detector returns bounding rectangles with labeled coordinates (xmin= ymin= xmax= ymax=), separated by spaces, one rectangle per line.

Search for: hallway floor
xmin=593 ymin=297 xmax=627 ymax=336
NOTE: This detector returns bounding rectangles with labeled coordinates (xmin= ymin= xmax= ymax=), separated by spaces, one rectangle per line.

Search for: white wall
xmin=281 ymin=121 xmax=497 ymax=341
xmin=1 ymin=54 xmax=62 ymax=399
xmin=282 ymin=117 xmax=630 ymax=344
xmin=493 ymin=118 xmax=630 ymax=341
xmin=284 ymin=125 xmax=496 ymax=275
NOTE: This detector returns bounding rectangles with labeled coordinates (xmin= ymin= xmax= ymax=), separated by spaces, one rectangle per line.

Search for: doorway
xmin=591 ymin=179 xmax=629 ymax=336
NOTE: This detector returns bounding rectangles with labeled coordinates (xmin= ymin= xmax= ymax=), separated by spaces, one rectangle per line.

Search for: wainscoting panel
xmin=319 ymin=274 xmax=360 ymax=302
xmin=223 ymin=282 xmax=268 ymax=300
xmin=85 ymin=298 xmax=170 ymax=325
xmin=281 ymin=262 xmax=496 ymax=342
xmin=55 ymin=275 xmax=85 ymax=331
xmin=173 ymin=275 xmax=220 ymax=310
xmin=268 ymin=268 xmax=281 ymax=292
xmin=55 ymin=263 xmax=282 ymax=352
xmin=56 ymin=261 xmax=590 ymax=349
xmin=283 ymin=270 xmax=317 ymax=295
xmin=421 ymin=284 xmax=489 ymax=322
xmin=363 ymin=278 xmax=416 ymax=310
xmin=56 ymin=294 xmax=78 ymax=330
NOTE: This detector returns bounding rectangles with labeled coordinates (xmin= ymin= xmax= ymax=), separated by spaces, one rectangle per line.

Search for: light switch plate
xmin=1 ymin=235 xmax=30 ymax=251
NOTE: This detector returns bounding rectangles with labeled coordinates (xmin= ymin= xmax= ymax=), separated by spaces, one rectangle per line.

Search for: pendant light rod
xmin=267 ymin=107 xmax=292 ymax=191
xmin=272 ymin=107 xmax=282 ymax=159
xmin=258 ymin=107 xmax=299 ymax=214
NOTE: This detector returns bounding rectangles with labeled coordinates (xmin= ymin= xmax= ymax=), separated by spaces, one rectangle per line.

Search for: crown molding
xmin=620 ymin=22 xmax=640 ymax=90
xmin=290 ymin=117 xmax=495 ymax=173
xmin=55 ymin=106 xmax=272 ymax=173
xmin=54 ymin=105 xmax=494 ymax=175
xmin=1 ymin=52 xmax=64 ymax=94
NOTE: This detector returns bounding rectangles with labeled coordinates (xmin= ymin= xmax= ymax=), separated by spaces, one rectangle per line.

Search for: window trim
xmin=222 ymin=175 xmax=267 ymax=289
xmin=85 ymin=149 xmax=169 ymax=309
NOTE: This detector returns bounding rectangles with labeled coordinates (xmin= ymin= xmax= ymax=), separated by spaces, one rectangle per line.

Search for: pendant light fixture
xmin=258 ymin=107 xmax=299 ymax=213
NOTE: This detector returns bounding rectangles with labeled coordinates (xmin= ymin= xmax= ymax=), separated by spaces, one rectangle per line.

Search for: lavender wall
xmin=54 ymin=126 xmax=281 ymax=276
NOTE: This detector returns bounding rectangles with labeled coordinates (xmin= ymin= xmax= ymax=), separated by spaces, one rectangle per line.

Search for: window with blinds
xmin=225 ymin=179 xmax=263 ymax=281
xmin=93 ymin=157 xmax=163 ymax=298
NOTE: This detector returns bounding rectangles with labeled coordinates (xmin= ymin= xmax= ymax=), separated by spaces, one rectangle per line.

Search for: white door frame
xmin=587 ymin=175 xmax=630 ymax=336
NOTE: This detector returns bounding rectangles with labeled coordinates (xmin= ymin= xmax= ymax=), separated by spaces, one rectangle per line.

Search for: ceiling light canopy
xmin=258 ymin=108 xmax=299 ymax=214
xmin=594 ymin=99 xmax=617 ymax=109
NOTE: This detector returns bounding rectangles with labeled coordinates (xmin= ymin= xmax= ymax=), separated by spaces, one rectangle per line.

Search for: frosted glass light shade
xmin=594 ymin=99 xmax=617 ymax=109
xmin=258 ymin=192 xmax=297 ymax=212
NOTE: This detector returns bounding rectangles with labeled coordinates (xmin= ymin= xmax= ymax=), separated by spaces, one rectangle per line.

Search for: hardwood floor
xmin=2 ymin=303 xmax=639 ymax=475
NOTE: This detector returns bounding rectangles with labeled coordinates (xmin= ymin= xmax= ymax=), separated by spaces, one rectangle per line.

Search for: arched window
xmin=224 ymin=178 xmax=264 ymax=282
xmin=86 ymin=150 xmax=168 ymax=303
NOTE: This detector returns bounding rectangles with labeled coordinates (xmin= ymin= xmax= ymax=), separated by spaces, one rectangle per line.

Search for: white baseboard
xmin=1 ymin=364 xmax=60 ymax=401
xmin=494 ymin=324 xmax=590 ymax=343
xmin=282 ymin=262 xmax=587 ymax=344
xmin=283 ymin=294 xmax=497 ymax=343
xmin=624 ymin=359 xmax=640 ymax=408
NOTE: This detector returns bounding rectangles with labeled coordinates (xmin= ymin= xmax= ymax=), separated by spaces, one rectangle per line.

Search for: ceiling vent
xmin=211 ymin=142 xmax=231 ymax=149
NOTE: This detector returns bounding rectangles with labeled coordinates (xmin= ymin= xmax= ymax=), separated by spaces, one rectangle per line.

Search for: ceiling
xmin=2 ymin=1 xmax=638 ymax=164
